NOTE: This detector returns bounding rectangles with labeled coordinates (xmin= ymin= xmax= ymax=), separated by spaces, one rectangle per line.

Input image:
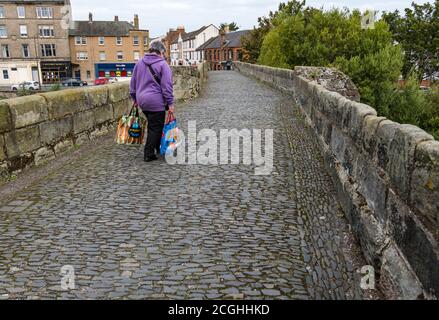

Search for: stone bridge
xmin=0 ymin=63 xmax=437 ymax=300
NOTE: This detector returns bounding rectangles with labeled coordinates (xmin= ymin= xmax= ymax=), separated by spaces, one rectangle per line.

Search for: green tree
xmin=382 ymin=1 xmax=439 ymax=80
xmin=241 ymin=0 xmax=305 ymax=63
xmin=220 ymin=22 xmax=240 ymax=32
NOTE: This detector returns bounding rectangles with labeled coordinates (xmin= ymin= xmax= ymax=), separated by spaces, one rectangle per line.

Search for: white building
xmin=170 ymin=24 xmax=219 ymax=66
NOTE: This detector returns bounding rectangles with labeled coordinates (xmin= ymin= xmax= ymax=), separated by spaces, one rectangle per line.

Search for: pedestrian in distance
xmin=130 ymin=41 xmax=175 ymax=162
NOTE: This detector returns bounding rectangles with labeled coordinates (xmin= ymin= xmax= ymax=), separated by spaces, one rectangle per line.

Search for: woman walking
xmin=130 ymin=41 xmax=175 ymax=162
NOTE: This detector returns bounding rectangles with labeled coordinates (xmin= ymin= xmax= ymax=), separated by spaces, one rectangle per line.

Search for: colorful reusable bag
xmin=160 ymin=111 xmax=180 ymax=156
xmin=116 ymin=105 xmax=147 ymax=145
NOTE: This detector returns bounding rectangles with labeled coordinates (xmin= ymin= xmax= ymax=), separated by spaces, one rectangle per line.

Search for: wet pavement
xmin=0 ymin=71 xmax=369 ymax=300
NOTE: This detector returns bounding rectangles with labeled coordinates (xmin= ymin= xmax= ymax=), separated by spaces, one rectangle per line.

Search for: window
xmin=116 ymin=37 xmax=122 ymax=45
xmin=133 ymin=36 xmax=139 ymax=46
xmin=134 ymin=51 xmax=140 ymax=60
xmin=36 ymin=7 xmax=53 ymax=19
xmin=22 ymin=44 xmax=29 ymax=58
xmin=0 ymin=7 xmax=5 ymax=18
xmin=98 ymin=37 xmax=105 ymax=45
xmin=2 ymin=45 xmax=9 ymax=58
xmin=75 ymin=36 xmax=86 ymax=45
xmin=99 ymin=51 xmax=106 ymax=61
xmin=20 ymin=25 xmax=28 ymax=37
xmin=76 ymin=52 xmax=88 ymax=60
xmin=3 ymin=69 xmax=9 ymax=80
xmin=144 ymin=36 xmax=148 ymax=46
xmin=117 ymin=51 xmax=123 ymax=60
xmin=39 ymin=25 xmax=54 ymax=37
xmin=0 ymin=25 xmax=7 ymax=37
xmin=40 ymin=44 xmax=56 ymax=57
xmin=86 ymin=70 xmax=91 ymax=78
xmin=17 ymin=6 xmax=25 ymax=18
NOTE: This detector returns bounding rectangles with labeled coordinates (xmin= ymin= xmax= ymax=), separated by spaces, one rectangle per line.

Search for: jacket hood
xmin=142 ymin=53 xmax=165 ymax=65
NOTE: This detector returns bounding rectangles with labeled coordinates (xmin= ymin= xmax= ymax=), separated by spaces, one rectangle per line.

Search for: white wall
xmin=0 ymin=61 xmax=39 ymax=86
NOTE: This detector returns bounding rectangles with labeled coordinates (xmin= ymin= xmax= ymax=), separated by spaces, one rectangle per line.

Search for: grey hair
xmin=149 ymin=41 xmax=166 ymax=54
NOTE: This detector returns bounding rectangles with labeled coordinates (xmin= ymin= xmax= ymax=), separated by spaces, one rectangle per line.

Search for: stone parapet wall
xmin=0 ymin=63 xmax=207 ymax=180
xmin=235 ymin=61 xmax=439 ymax=299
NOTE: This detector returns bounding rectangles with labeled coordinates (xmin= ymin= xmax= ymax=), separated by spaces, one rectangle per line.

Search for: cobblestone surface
xmin=0 ymin=71 xmax=369 ymax=300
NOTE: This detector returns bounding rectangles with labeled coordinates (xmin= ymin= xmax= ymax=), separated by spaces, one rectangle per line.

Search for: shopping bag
xmin=116 ymin=105 xmax=147 ymax=145
xmin=160 ymin=111 xmax=180 ymax=156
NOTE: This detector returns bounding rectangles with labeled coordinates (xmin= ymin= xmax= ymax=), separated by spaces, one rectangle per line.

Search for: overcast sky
xmin=72 ymin=0 xmax=431 ymax=37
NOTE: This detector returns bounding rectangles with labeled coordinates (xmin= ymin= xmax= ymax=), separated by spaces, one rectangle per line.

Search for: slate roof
xmin=69 ymin=21 xmax=135 ymax=37
xmin=171 ymin=25 xmax=215 ymax=44
xmin=196 ymin=30 xmax=250 ymax=51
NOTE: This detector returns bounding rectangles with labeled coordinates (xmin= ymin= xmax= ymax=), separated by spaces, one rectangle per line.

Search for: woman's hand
xmin=168 ymin=104 xmax=175 ymax=113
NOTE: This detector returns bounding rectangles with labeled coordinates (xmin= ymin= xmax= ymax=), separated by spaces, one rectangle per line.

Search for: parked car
xmin=95 ymin=78 xmax=110 ymax=86
xmin=61 ymin=78 xmax=88 ymax=87
xmin=108 ymin=77 xmax=118 ymax=83
xmin=11 ymin=81 xmax=40 ymax=91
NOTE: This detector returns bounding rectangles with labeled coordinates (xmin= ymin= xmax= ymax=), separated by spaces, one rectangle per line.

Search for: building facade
xmin=198 ymin=30 xmax=250 ymax=71
xmin=170 ymin=25 xmax=219 ymax=66
xmin=0 ymin=0 xmax=73 ymax=86
xmin=69 ymin=14 xmax=149 ymax=82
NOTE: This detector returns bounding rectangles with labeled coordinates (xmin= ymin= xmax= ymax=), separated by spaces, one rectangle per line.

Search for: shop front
xmin=95 ymin=63 xmax=135 ymax=79
xmin=40 ymin=61 xmax=73 ymax=84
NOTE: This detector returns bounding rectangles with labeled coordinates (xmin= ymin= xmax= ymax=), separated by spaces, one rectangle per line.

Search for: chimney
xmin=134 ymin=14 xmax=139 ymax=30
xmin=114 ymin=15 xmax=119 ymax=22
xmin=88 ymin=12 xmax=93 ymax=23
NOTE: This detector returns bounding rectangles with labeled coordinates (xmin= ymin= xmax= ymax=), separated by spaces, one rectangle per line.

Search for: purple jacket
xmin=130 ymin=54 xmax=174 ymax=112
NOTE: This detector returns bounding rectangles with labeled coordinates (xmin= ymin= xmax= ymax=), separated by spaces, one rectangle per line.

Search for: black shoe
xmin=144 ymin=155 xmax=158 ymax=162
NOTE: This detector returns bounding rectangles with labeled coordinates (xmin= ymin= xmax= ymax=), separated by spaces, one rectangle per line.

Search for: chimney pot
xmin=88 ymin=12 xmax=93 ymax=23
xmin=114 ymin=15 xmax=119 ymax=22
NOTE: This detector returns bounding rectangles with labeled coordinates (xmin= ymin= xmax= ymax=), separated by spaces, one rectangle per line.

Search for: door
xmin=32 ymin=67 xmax=39 ymax=82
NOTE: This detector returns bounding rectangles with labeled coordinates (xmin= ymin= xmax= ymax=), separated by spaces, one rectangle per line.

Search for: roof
xmin=196 ymin=30 xmax=250 ymax=51
xmin=171 ymin=25 xmax=216 ymax=44
xmin=69 ymin=21 xmax=136 ymax=37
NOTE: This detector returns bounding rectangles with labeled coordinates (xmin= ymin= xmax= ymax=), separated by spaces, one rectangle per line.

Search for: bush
xmin=50 ymin=83 xmax=61 ymax=91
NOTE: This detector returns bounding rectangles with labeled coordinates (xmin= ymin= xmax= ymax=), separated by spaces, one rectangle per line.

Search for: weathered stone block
xmin=74 ymin=132 xmax=90 ymax=145
xmin=411 ymin=140 xmax=439 ymax=229
xmin=376 ymin=120 xmax=400 ymax=170
xmin=39 ymin=117 xmax=73 ymax=145
xmin=34 ymin=147 xmax=55 ymax=166
xmin=0 ymin=101 xmax=12 ymax=133
xmin=83 ymin=86 xmax=109 ymax=108
xmin=354 ymin=156 xmax=389 ymax=223
xmin=6 ymin=95 xmax=48 ymax=129
xmin=348 ymin=101 xmax=377 ymax=141
xmin=330 ymin=126 xmax=356 ymax=176
xmin=380 ymin=244 xmax=424 ymax=300
xmin=387 ymin=189 xmax=439 ymax=297
xmin=108 ymin=82 xmax=130 ymax=103
xmin=41 ymin=89 xmax=88 ymax=120
xmin=388 ymin=125 xmax=433 ymax=200
xmin=5 ymin=126 xmax=40 ymax=158
xmin=361 ymin=116 xmax=387 ymax=159
xmin=0 ymin=134 xmax=5 ymax=161
xmin=73 ymin=110 xmax=95 ymax=134
xmin=94 ymin=104 xmax=114 ymax=125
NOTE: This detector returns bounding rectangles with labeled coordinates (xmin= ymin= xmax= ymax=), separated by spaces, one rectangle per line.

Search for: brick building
xmin=0 ymin=0 xmax=73 ymax=86
xmin=69 ymin=13 xmax=149 ymax=82
xmin=197 ymin=29 xmax=250 ymax=71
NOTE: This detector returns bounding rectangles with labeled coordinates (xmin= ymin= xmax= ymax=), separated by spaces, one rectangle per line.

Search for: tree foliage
xmin=220 ymin=22 xmax=240 ymax=32
xmin=382 ymin=1 xmax=439 ymax=80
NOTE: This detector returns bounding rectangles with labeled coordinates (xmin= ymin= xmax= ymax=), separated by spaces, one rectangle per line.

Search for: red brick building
xmin=197 ymin=30 xmax=250 ymax=70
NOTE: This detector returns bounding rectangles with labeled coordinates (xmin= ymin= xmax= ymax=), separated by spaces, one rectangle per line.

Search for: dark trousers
xmin=143 ymin=111 xmax=166 ymax=159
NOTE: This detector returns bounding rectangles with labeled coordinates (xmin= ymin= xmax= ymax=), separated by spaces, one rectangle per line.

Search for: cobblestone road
xmin=0 ymin=71 xmax=368 ymax=300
